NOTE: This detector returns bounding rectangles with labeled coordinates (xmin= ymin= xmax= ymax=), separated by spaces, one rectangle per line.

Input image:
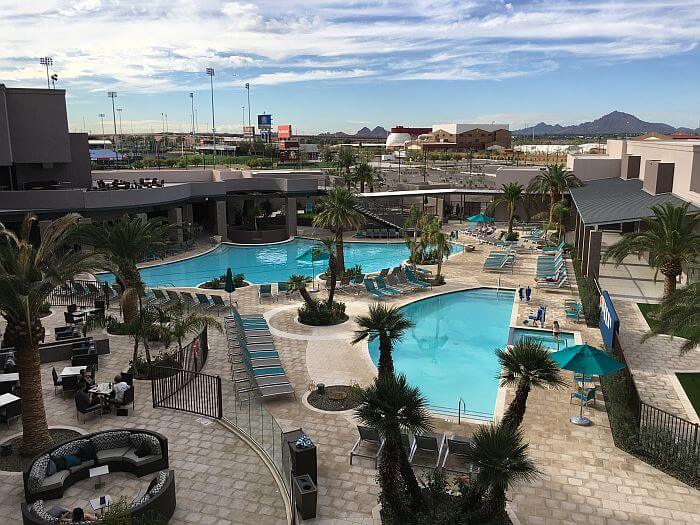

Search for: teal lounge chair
xmin=364 ymin=280 xmax=389 ymax=298
xmin=258 ymin=284 xmax=276 ymax=303
xmin=540 ymin=240 xmax=565 ymax=253
xmin=405 ymin=269 xmax=431 ymax=288
xmin=374 ymin=276 xmax=400 ymax=295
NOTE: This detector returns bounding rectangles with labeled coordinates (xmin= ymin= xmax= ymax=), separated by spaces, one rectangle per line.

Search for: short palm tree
xmin=353 ymin=374 xmax=431 ymax=515
xmin=463 ymin=424 xmax=539 ymax=521
xmin=336 ymin=146 xmax=356 ymax=186
xmin=165 ymin=300 xmax=223 ymax=351
xmin=353 ymin=161 xmax=376 ymax=193
xmin=527 ymin=163 xmax=582 ymax=224
xmin=0 ymin=213 xmax=98 ymax=455
xmin=288 ymin=274 xmax=315 ymax=310
xmin=312 ymin=187 xmax=363 ymax=273
xmin=315 ymin=238 xmax=338 ymax=304
xmin=550 ymin=200 xmax=570 ymax=240
xmin=423 ymin=218 xmax=451 ymax=282
xmin=497 ymin=339 xmax=565 ymax=429
xmin=76 ymin=215 xmax=171 ymax=323
xmin=603 ymin=202 xmax=700 ymax=302
xmin=352 ymin=304 xmax=414 ymax=379
xmin=642 ymin=283 xmax=700 ymax=353
xmin=404 ymin=205 xmax=424 ymax=241
xmin=488 ymin=183 xmax=524 ymax=234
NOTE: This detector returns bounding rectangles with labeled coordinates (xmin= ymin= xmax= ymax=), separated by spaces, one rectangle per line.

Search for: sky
xmin=1 ymin=0 xmax=699 ymax=134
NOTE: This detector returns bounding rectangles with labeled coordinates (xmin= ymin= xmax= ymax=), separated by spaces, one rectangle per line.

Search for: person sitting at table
xmin=79 ymin=368 xmax=94 ymax=387
xmin=109 ymin=374 xmax=131 ymax=406
xmin=75 ymin=381 xmax=103 ymax=413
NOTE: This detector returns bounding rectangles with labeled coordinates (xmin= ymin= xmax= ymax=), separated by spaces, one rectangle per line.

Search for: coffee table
xmin=89 ymin=465 xmax=109 ymax=489
xmin=90 ymin=495 xmax=112 ymax=516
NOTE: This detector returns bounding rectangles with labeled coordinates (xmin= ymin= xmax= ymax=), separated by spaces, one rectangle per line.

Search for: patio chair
xmin=379 ymin=268 xmax=390 ymax=278
xmin=277 ymin=282 xmax=292 ymax=300
xmin=350 ymin=426 xmax=385 ymax=468
xmin=150 ymin=289 xmax=169 ymax=305
xmin=75 ymin=395 xmax=102 ymax=423
xmin=180 ymin=291 xmax=199 ymax=309
xmin=0 ymin=398 xmax=21 ymax=428
xmin=571 ymin=387 xmax=597 ymax=407
xmin=258 ymin=284 xmax=277 ymax=303
xmin=62 ymin=375 xmax=79 ymax=396
xmin=374 ymin=276 xmax=400 ymax=296
xmin=51 ymin=367 xmax=62 ymax=395
xmin=210 ymin=295 xmax=230 ymax=312
xmin=566 ymin=303 xmax=583 ymax=322
xmin=441 ymin=435 xmax=476 ymax=474
xmin=354 ymin=230 xmax=366 ymax=238
xmin=195 ymin=293 xmax=217 ymax=311
xmin=166 ymin=290 xmax=181 ymax=303
xmin=405 ymin=269 xmax=431 ymax=289
xmin=386 ymin=274 xmax=414 ymax=293
xmin=409 ymin=432 xmax=446 ymax=468
xmin=364 ymin=280 xmax=389 ymax=298
xmin=380 ymin=229 xmax=389 ymax=238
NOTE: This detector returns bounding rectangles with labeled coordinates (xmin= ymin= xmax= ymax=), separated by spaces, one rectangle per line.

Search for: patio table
xmin=0 ymin=393 xmax=20 ymax=408
xmin=0 ymin=373 xmax=19 ymax=383
xmin=61 ymin=365 xmax=87 ymax=377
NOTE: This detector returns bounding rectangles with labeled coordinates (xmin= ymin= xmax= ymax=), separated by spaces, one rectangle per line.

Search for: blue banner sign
xmin=599 ymin=290 xmax=619 ymax=349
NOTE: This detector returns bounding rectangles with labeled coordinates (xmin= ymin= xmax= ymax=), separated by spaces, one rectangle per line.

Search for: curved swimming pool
xmin=368 ymin=288 xmax=515 ymax=418
xmin=128 ymin=238 xmax=411 ymax=287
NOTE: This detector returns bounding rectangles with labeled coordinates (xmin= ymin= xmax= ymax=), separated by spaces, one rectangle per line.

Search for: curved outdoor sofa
xmin=21 ymin=469 xmax=176 ymax=524
xmin=23 ymin=429 xmax=169 ymax=503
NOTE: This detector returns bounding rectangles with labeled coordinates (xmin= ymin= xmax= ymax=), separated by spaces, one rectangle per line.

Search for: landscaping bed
xmin=676 ymin=373 xmax=700 ymax=416
xmin=307 ymin=385 xmax=360 ymax=411
xmin=638 ymin=303 xmax=695 ymax=341
xmin=0 ymin=428 xmax=81 ymax=471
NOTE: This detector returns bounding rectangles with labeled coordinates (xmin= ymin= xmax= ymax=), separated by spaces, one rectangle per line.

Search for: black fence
xmin=49 ymin=280 xmax=110 ymax=308
xmin=151 ymin=368 xmax=222 ymax=419
xmin=171 ymin=326 xmax=209 ymax=373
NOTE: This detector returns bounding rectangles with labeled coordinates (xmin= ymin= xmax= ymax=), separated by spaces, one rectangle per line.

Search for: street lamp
xmin=206 ymin=67 xmax=216 ymax=167
xmin=98 ymin=113 xmax=106 ymax=144
xmin=189 ymin=93 xmax=195 ymax=136
xmin=50 ymin=73 xmax=58 ymax=89
xmin=242 ymin=106 xmax=245 ymax=133
xmin=39 ymin=57 xmax=52 ymax=89
xmin=116 ymin=108 xmax=123 ymax=136
xmin=245 ymin=82 xmax=251 ymax=128
xmin=107 ymin=91 xmax=118 ymax=168
xmin=165 ymin=113 xmax=168 ymax=134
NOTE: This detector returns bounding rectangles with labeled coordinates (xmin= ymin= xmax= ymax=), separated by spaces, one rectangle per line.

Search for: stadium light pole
xmin=189 ymin=92 xmax=195 ymax=136
xmin=161 ymin=112 xmax=165 ymax=134
xmin=165 ymin=113 xmax=168 ymax=134
xmin=206 ymin=67 xmax=216 ymax=167
xmin=107 ymin=92 xmax=118 ymax=168
xmin=39 ymin=57 xmax=52 ymax=89
xmin=245 ymin=82 xmax=251 ymax=128
xmin=98 ymin=113 xmax=106 ymax=146
xmin=242 ymin=106 xmax=245 ymax=132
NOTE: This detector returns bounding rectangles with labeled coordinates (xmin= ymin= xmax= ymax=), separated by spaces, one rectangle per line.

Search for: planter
xmin=298 ymin=314 xmax=349 ymax=327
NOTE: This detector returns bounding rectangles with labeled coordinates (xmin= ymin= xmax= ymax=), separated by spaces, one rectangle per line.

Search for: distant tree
xmin=336 ymin=146 xmax=356 ymax=187
xmin=488 ymin=182 xmax=525 ymax=234
xmin=527 ymin=163 xmax=582 ymax=224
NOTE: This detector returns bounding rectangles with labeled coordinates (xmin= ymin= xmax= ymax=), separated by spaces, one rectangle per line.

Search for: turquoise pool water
xmin=117 ymin=238 xmax=411 ymax=287
xmin=369 ymin=288 xmax=514 ymax=417
xmin=511 ymin=328 xmax=576 ymax=350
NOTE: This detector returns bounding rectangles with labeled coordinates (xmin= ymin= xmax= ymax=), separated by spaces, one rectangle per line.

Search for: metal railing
xmin=427 ymin=397 xmax=493 ymax=423
xmin=151 ymin=367 xmax=222 ymax=419
xmin=639 ymin=401 xmax=699 ymax=452
xmin=49 ymin=280 xmax=110 ymax=307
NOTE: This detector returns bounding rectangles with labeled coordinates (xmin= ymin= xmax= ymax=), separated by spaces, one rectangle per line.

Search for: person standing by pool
xmin=552 ymin=320 xmax=561 ymax=350
xmin=525 ymin=285 xmax=532 ymax=302
xmin=518 ymin=287 xmax=524 ymax=301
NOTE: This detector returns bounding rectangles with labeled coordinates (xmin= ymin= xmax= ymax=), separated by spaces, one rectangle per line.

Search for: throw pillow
xmin=53 ymin=456 xmax=66 ymax=471
xmin=146 ymin=475 xmax=159 ymax=494
xmin=63 ymin=454 xmax=81 ymax=468
xmin=134 ymin=445 xmax=151 ymax=458
xmin=78 ymin=442 xmax=97 ymax=461
xmin=45 ymin=459 xmax=57 ymax=477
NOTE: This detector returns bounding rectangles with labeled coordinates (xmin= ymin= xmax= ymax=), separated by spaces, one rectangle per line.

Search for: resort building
xmin=385 ymin=123 xmax=511 ymax=152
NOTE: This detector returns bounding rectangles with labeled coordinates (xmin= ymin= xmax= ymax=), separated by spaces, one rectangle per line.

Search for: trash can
xmin=282 ymin=429 xmax=317 ymax=484
xmin=293 ymin=474 xmax=317 ymax=520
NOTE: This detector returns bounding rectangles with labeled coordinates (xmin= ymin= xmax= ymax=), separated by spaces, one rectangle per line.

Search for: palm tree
xmin=352 ymin=304 xmax=414 ymax=379
xmin=404 ymin=205 xmax=425 ymax=241
xmin=496 ymin=338 xmax=565 ymax=430
xmin=336 ymin=146 xmax=356 ymax=187
xmin=288 ymin=274 xmax=315 ymax=310
xmin=642 ymin=283 xmax=699 ymax=353
xmin=603 ymin=202 xmax=700 ymax=301
xmin=164 ymin=300 xmax=223 ymax=351
xmin=423 ymin=218 xmax=451 ymax=283
xmin=488 ymin=183 xmax=524 ymax=234
xmin=463 ymin=424 xmax=539 ymax=521
xmin=0 ymin=214 xmax=98 ymax=455
xmin=353 ymin=374 xmax=431 ymax=515
xmin=315 ymin=238 xmax=338 ymax=304
xmin=76 ymin=215 xmax=171 ymax=323
xmin=550 ymin=200 xmax=570 ymax=240
xmin=527 ymin=163 xmax=582 ymax=224
xmin=353 ymin=161 xmax=376 ymax=193
xmin=312 ymin=187 xmax=363 ymax=273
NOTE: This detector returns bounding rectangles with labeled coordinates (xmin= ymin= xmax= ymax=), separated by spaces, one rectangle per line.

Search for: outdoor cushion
xmin=40 ymin=470 xmax=70 ymax=491
xmin=91 ymin=431 xmax=131 ymax=451
xmin=122 ymin=449 xmax=160 ymax=467
xmin=68 ymin=459 xmax=94 ymax=474
xmin=78 ymin=442 xmax=97 ymax=461
xmin=31 ymin=501 xmax=59 ymax=524
xmin=63 ymin=454 xmax=81 ymax=468
xmin=149 ymin=470 xmax=169 ymax=494
xmin=45 ymin=459 xmax=57 ymax=477
xmin=51 ymin=439 xmax=89 ymax=462
xmin=95 ymin=446 xmax=131 ymax=462
xmin=130 ymin=433 xmax=162 ymax=456
xmin=28 ymin=455 xmax=50 ymax=493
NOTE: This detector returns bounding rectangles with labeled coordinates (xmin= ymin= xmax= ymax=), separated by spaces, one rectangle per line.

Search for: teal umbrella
xmin=296 ymin=246 xmax=329 ymax=290
xmin=224 ymin=267 xmax=235 ymax=306
xmin=466 ymin=213 xmax=494 ymax=223
xmin=550 ymin=342 xmax=624 ymax=425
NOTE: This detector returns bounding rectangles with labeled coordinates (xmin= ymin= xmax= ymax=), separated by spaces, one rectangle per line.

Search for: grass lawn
xmin=637 ymin=303 xmax=695 ymax=340
xmin=676 ymin=373 xmax=700 ymax=417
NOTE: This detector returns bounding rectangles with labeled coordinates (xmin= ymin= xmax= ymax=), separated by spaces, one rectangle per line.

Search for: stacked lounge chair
xmin=534 ymin=249 xmax=570 ymax=290
xmin=483 ymin=249 xmax=515 ymax=272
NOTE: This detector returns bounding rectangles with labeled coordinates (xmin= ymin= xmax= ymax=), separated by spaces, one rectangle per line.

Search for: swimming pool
xmin=120 ymin=238 xmax=412 ymax=287
xmin=369 ymin=288 xmax=515 ymax=418
xmin=510 ymin=327 xmax=576 ymax=350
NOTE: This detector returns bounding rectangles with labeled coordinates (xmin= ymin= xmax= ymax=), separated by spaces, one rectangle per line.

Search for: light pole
xmin=245 ymin=82 xmax=251 ymax=128
xmin=116 ymin=108 xmax=123 ymax=135
xmin=165 ymin=113 xmax=168 ymax=134
xmin=242 ymin=106 xmax=245 ymax=133
xmin=39 ymin=57 xmax=52 ymax=89
xmin=50 ymin=73 xmax=58 ymax=89
xmin=189 ymin=93 xmax=195 ymax=136
xmin=206 ymin=67 xmax=216 ymax=167
xmin=161 ymin=112 xmax=165 ymax=134
xmin=98 ymin=113 xmax=106 ymax=146
xmin=107 ymin=91 xmax=118 ymax=168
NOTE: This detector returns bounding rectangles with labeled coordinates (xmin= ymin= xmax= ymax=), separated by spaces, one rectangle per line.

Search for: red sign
xmin=243 ymin=126 xmax=255 ymax=138
xmin=277 ymin=124 xmax=292 ymax=139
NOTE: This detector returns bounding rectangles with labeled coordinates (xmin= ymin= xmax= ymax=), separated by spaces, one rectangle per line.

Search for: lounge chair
xmin=535 ymin=275 xmax=569 ymax=289
xmin=180 ymin=291 xmax=199 ymax=309
xmin=380 ymin=229 xmax=389 ymax=239
xmin=258 ymin=284 xmax=276 ymax=303
xmin=405 ymin=269 xmax=431 ymax=288
xmin=401 ymin=433 xmax=416 ymax=458
xmin=565 ymin=303 xmax=583 ymax=322
xmin=364 ymin=280 xmax=390 ymax=298
xmin=571 ymin=387 xmax=596 ymax=407
xmin=350 ymin=426 xmax=385 ymax=468
xmin=386 ymin=274 xmax=415 ymax=293
xmin=354 ymin=230 xmax=366 ymax=238
xmin=540 ymin=240 xmax=565 ymax=253
xmin=166 ymin=290 xmax=181 ymax=303
xmin=409 ymin=432 xmax=446 ymax=468
xmin=441 ymin=435 xmax=476 ymax=474
xmin=195 ymin=293 xmax=217 ymax=310
xmin=209 ymin=295 xmax=230 ymax=312
xmin=277 ymin=282 xmax=292 ymax=300
xmin=374 ymin=276 xmax=400 ymax=296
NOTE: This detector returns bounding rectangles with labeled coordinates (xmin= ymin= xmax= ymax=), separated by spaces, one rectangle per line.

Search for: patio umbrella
xmin=466 ymin=213 xmax=494 ymax=223
xmin=550 ymin=342 xmax=625 ymax=426
xmin=224 ymin=267 xmax=235 ymax=306
xmin=296 ymin=246 xmax=329 ymax=290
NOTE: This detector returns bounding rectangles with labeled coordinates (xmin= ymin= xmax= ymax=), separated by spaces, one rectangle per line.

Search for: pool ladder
xmin=457 ymin=397 xmax=466 ymax=425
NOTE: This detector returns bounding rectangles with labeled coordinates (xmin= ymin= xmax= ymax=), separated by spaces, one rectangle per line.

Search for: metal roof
xmin=569 ymin=177 xmax=697 ymax=225
xmin=358 ymin=188 xmax=501 ymax=198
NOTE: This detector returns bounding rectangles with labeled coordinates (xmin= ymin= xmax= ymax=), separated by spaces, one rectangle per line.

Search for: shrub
xmin=571 ymin=253 xmax=600 ymax=326
xmin=133 ymin=350 xmax=181 ymax=379
xmin=201 ymin=273 xmax=246 ymax=289
xmin=298 ymin=300 xmax=347 ymax=326
xmin=505 ymin=232 xmax=519 ymax=241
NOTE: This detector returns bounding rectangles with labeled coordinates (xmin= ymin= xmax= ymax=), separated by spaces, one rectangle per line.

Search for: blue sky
xmin=1 ymin=0 xmax=699 ymax=133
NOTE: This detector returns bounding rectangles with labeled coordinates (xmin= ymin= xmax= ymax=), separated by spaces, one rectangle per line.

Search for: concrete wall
xmin=567 ymin=155 xmax=622 ymax=182
xmin=92 ymin=169 xmax=215 ymax=184
xmin=493 ymin=167 xmax=543 ymax=187
xmin=0 ymin=88 xmax=11 ymax=166
xmin=69 ymin=133 xmax=92 ymax=188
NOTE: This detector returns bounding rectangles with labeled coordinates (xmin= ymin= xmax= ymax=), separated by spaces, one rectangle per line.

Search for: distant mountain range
xmin=513 ymin=111 xmax=700 ymax=137
xmin=319 ymin=126 xmax=388 ymax=138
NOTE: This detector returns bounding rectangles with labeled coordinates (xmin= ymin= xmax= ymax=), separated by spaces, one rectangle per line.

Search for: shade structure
xmin=550 ymin=343 xmax=625 ymax=426
xmin=466 ymin=213 xmax=494 ymax=223
xmin=224 ymin=267 xmax=235 ymax=306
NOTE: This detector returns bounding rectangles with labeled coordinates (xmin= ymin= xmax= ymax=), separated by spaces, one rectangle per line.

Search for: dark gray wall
xmin=69 ymin=133 xmax=91 ymax=188
xmin=0 ymin=88 xmax=11 ymax=165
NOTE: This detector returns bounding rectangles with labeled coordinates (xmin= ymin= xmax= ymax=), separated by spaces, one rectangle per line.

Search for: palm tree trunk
xmin=299 ymin=287 xmax=316 ymax=310
xmin=327 ymin=257 xmax=337 ymax=305
xmin=437 ymin=248 xmax=443 ymax=280
xmin=377 ymin=335 xmax=394 ymax=379
xmin=500 ymin=381 xmax=531 ymax=430
xmin=378 ymin=439 xmax=403 ymax=519
xmin=122 ymin=271 xmax=141 ymax=323
xmin=398 ymin=439 xmax=423 ymax=510
xmin=663 ymin=273 xmax=678 ymax=302
xmin=132 ymin=338 xmax=140 ymax=373
xmin=360 ymin=181 xmax=365 ymax=193
xmin=13 ymin=319 xmax=53 ymax=455
xmin=508 ymin=202 xmax=515 ymax=234
xmin=548 ymin=189 xmax=557 ymax=225
xmin=335 ymin=230 xmax=346 ymax=273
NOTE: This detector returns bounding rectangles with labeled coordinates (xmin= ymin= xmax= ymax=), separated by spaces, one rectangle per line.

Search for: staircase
xmin=353 ymin=202 xmax=404 ymax=231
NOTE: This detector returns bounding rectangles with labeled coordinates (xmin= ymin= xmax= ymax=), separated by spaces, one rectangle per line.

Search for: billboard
xmin=243 ymin=126 xmax=255 ymax=138
xmin=257 ymin=114 xmax=272 ymax=129
xmin=277 ymin=124 xmax=292 ymax=139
